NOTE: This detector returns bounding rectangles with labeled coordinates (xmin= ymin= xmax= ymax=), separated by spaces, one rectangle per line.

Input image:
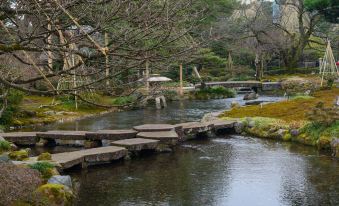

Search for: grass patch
xmin=220 ymin=88 xmax=339 ymax=122
xmin=111 ymin=96 xmax=136 ymax=106
xmin=0 ymin=140 xmax=11 ymax=153
xmin=29 ymin=162 xmax=56 ymax=179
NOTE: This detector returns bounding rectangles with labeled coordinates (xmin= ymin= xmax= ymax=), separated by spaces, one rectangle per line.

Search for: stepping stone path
xmin=37 ymin=131 xmax=87 ymax=140
xmin=51 ymin=146 xmax=128 ymax=170
xmin=176 ymin=122 xmax=214 ymax=134
xmin=111 ymin=138 xmax=159 ymax=151
xmin=86 ymin=130 xmax=137 ymax=140
xmin=137 ymin=131 xmax=179 ymax=144
xmin=1 ymin=132 xmax=38 ymax=145
xmin=207 ymin=120 xmax=236 ymax=131
xmin=133 ymin=124 xmax=175 ymax=132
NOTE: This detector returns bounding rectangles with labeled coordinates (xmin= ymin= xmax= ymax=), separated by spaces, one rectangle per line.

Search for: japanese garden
xmin=0 ymin=0 xmax=338 ymax=205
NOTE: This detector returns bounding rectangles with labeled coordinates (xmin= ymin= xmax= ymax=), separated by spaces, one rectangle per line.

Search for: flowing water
xmin=23 ymin=95 xmax=339 ymax=205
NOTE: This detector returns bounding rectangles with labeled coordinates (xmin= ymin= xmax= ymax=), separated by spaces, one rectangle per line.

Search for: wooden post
xmin=104 ymin=32 xmax=110 ymax=86
xmin=145 ymin=60 xmax=150 ymax=93
xmin=47 ymin=21 xmax=53 ymax=72
xmin=179 ymin=64 xmax=183 ymax=96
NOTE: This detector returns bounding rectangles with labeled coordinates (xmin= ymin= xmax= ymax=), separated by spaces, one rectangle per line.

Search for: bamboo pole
xmin=179 ymin=64 xmax=183 ymax=96
xmin=105 ymin=32 xmax=110 ymax=86
xmin=145 ymin=60 xmax=150 ymax=93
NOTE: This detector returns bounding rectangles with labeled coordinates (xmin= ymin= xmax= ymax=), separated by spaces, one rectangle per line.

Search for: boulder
xmin=0 ymin=135 xmax=5 ymax=141
xmin=243 ymin=92 xmax=259 ymax=100
xmin=290 ymin=129 xmax=299 ymax=137
xmin=331 ymin=138 xmax=339 ymax=158
xmin=36 ymin=183 xmax=73 ymax=205
xmin=0 ymin=153 xmax=10 ymax=163
xmin=48 ymin=175 xmax=73 ymax=189
xmin=234 ymin=122 xmax=244 ymax=134
xmin=231 ymin=101 xmax=240 ymax=108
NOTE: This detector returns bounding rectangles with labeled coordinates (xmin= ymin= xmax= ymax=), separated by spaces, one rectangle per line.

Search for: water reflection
xmin=30 ymin=95 xmax=284 ymax=132
xmin=72 ymin=136 xmax=339 ymax=206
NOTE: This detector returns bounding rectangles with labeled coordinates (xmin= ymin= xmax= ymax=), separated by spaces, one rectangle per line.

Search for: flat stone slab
xmin=1 ymin=132 xmax=38 ymax=145
xmin=137 ymin=131 xmax=178 ymax=142
xmin=51 ymin=146 xmax=127 ymax=170
xmin=86 ymin=130 xmax=137 ymax=140
xmin=37 ymin=131 xmax=87 ymax=140
xmin=133 ymin=124 xmax=175 ymax=132
xmin=175 ymin=122 xmax=214 ymax=134
xmin=111 ymin=138 xmax=159 ymax=151
xmin=206 ymin=120 xmax=236 ymax=130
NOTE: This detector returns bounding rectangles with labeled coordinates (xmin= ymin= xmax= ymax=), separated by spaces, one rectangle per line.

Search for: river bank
xmin=218 ymin=88 xmax=339 ymax=157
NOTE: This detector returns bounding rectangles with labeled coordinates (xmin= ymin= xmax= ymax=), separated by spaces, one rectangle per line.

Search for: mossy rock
xmin=35 ymin=184 xmax=73 ymax=206
xmin=37 ymin=152 xmax=52 ymax=161
xmin=8 ymin=149 xmax=29 ymax=161
xmin=317 ymin=136 xmax=332 ymax=150
xmin=282 ymin=133 xmax=292 ymax=141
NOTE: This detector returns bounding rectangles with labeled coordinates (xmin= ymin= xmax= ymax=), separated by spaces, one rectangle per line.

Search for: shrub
xmin=37 ymin=152 xmax=52 ymax=161
xmin=29 ymin=162 xmax=57 ymax=179
xmin=163 ymin=90 xmax=179 ymax=101
xmin=0 ymin=163 xmax=43 ymax=205
xmin=8 ymin=149 xmax=29 ymax=161
xmin=35 ymin=183 xmax=73 ymax=206
xmin=192 ymin=86 xmax=236 ymax=100
xmin=307 ymin=102 xmax=339 ymax=126
xmin=0 ymin=140 xmax=11 ymax=153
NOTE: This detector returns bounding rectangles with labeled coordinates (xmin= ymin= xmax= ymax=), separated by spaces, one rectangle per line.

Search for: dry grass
xmin=220 ymin=88 xmax=339 ymax=122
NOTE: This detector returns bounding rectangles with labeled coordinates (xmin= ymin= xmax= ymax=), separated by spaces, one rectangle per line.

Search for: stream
xmin=25 ymin=95 xmax=339 ymax=205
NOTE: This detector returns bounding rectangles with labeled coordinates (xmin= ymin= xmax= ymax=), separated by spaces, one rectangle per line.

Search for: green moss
xmin=35 ymin=184 xmax=73 ymax=206
xmin=37 ymin=152 xmax=52 ymax=161
xmin=29 ymin=162 xmax=57 ymax=179
xmin=8 ymin=149 xmax=29 ymax=161
xmin=283 ymin=133 xmax=292 ymax=141
xmin=220 ymin=88 xmax=339 ymax=122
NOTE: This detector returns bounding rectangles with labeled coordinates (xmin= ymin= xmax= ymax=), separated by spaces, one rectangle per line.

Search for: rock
xmin=48 ymin=175 xmax=73 ymax=189
xmin=290 ymin=129 xmax=299 ymax=137
xmin=21 ymin=110 xmax=37 ymax=117
xmin=10 ymin=143 xmax=18 ymax=151
xmin=0 ymin=136 xmax=5 ymax=141
xmin=243 ymin=92 xmax=259 ymax=100
xmin=234 ymin=122 xmax=244 ymax=134
xmin=277 ymin=129 xmax=288 ymax=139
xmin=231 ymin=101 xmax=240 ymax=108
xmin=248 ymin=120 xmax=255 ymax=128
xmin=0 ymin=153 xmax=10 ymax=163
xmin=36 ymin=138 xmax=49 ymax=147
xmin=44 ymin=111 xmax=56 ymax=115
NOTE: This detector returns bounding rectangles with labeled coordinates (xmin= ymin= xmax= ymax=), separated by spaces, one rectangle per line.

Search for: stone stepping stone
xmin=133 ymin=124 xmax=175 ymax=132
xmin=175 ymin=122 xmax=214 ymax=134
xmin=51 ymin=146 xmax=127 ymax=170
xmin=86 ymin=130 xmax=137 ymax=140
xmin=1 ymin=132 xmax=38 ymax=145
xmin=206 ymin=120 xmax=236 ymax=130
xmin=37 ymin=131 xmax=87 ymax=140
xmin=137 ymin=131 xmax=178 ymax=144
xmin=111 ymin=138 xmax=159 ymax=151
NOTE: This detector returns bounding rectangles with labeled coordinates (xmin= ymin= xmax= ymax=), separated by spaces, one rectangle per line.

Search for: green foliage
xmin=29 ymin=162 xmax=56 ymax=179
xmin=305 ymin=0 xmax=338 ymax=23
xmin=163 ymin=90 xmax=179 ymax=101
xmin=192 ymin=86 xmax=236 ymax=100
xmin=111 ymin=96 xmax=136 ymax=106
xmin=0 ymin=89 xmax=24 ymax=125
xmin=0 ymin=140 xmax=11 ymax=153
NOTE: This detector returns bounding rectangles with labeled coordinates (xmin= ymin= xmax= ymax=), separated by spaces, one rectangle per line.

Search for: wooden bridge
xmin=195 ymin=81 xmax=281 ymax=91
